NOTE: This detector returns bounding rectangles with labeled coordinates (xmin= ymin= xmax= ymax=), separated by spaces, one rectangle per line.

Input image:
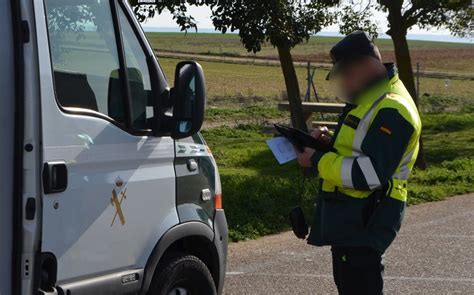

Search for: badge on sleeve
xmin=380 ymin=126 xmax=392 ymax=135
xmin=343 ymin=115 xmax=360 ymax=129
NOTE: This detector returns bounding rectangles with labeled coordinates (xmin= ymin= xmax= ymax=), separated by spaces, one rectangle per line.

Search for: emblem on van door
xmin=111 ymin=180 xmax=127 ymax=226
xmin=201 ymin=189 xmax=212 ymax=202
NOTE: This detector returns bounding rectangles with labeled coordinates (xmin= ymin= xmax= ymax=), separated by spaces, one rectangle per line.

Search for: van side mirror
xmin=170 ymin=61 xmax=206 ymax=139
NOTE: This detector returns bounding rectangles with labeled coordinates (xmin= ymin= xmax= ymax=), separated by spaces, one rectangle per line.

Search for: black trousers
xmin=331 ymin=246 xmax=384 ymax=295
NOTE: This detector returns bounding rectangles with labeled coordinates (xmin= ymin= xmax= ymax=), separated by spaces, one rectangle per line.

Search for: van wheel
xmin=148 ymin=253 xmax=217 ymax=295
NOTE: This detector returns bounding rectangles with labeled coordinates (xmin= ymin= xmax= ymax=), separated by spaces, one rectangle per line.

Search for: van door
xmin=1 ymin=1 xmax=15 ymax=293
xmin=36 ymin=0 xmax=178 ymax=291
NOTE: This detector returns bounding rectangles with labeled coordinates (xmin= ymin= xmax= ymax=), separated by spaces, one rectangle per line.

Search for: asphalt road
xmin=223 ymin=194 xmax=474 ymax=294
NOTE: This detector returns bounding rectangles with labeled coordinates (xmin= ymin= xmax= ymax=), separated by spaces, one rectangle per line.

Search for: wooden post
xmin=305 ymin=62 xmax=311 ymax=102
xmin=277 ymin=45 xmax=308 ymax=132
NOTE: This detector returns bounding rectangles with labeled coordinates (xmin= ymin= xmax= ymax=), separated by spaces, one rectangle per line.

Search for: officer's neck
xmin=348 ymin=67 xmax=390 ymax=105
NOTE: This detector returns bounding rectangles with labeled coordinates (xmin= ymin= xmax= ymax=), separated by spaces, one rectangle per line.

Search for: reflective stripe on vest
xmin=341 ymin=92 xmax=415 ymax=196
xmin=340 ymin=94 xmax=386 ymax=190
xmin=341 ymin=157 xmax=354 ymax=188
xmin=393 ymin=149 xmax=414 ymax=180
xmin=358 ymin=156 xmax=381 ymax=190
xmin=325 ymin=74 xmax=420 ymax=202
xmin=352 ymin=94 xmax=385 ymax=156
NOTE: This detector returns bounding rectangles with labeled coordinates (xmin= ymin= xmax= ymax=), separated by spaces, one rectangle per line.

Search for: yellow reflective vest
xmin=308 ymin=64 xmax=421 ymax=253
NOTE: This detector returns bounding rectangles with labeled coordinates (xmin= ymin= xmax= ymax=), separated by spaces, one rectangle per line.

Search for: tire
xmin=148 ymin=252 xmax=217 ymax=295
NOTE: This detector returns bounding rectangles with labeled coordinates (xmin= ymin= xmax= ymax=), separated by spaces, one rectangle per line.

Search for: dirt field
xmin=291 ymin=47 xmax=474 ymax=73
xmin=146 ymin=32 xmax=474 ymax=74
xmin=158 ymin=56 xmax=474 ymax=106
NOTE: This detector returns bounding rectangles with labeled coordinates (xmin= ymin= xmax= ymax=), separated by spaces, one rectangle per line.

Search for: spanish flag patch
xmin=380 ymin=126 xmax=392 ymax=135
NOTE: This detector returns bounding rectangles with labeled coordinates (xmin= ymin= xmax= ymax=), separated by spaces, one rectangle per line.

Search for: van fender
xmin=140 ymin=221 xmax=215 ymax=294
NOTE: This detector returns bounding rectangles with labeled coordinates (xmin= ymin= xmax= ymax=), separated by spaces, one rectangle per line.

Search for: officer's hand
xmin=295 ymin=147 xmax=316 ymax=168
xmin=311 ymin=126 xmax=332 ymax=146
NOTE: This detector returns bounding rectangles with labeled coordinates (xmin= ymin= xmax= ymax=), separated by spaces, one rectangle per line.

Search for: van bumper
xmin=213 ymin=209 xmax=228 ymax=294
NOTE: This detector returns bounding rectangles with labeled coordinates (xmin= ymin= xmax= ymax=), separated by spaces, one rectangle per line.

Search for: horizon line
xmin=142 ymin=27 xmax=473 ymax=44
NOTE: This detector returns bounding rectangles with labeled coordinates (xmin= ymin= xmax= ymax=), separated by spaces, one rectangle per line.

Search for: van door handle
xmin=187 ymin=159 xmax=198 ymax=172
xmin=43 ymin=161 xmax=68 ymax=194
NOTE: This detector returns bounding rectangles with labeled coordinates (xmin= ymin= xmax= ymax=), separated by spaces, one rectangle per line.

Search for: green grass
xmin=206 ymin=106 xmax=287 ymax=126
xmin=159 ymin=57 xmax=474 ymax=108
xmin=408 ymin=158 xmax=474 ymax=205
xmin=202 ymin=125 xmax=318 ymax=241
xmin=203 ymin=111 xmax=474 ymax=241
xmin=422 ymin=113 xmax=474 ymax=164
xmin=420 ymin=95 xmax=474 ymax=113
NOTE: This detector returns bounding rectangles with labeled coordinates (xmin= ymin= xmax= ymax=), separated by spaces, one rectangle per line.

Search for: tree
xmin=376 ymin=0 xmax=471 ymax=169
xmin=129 ymin=0 xmax=204 ymax=31
xmin=377 ymin=0 xmax=471 ymax=103
xmin=209 ymin=1 xmax=339 ymax=131
xmin=131 ymin=0 xmax=338 ymax=132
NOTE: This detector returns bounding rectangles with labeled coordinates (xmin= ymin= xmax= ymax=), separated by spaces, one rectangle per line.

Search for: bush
xmin=408 ymin=157 xmax=474 ymax=205
xmin=222 ymin=172 xmax=318 ymax=241
xmin=422 ymin=113 xmax=474 ymax=132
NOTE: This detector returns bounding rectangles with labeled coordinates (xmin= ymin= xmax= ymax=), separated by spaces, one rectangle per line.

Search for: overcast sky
xmin=140 ymin=5 xmax=453 ymax=36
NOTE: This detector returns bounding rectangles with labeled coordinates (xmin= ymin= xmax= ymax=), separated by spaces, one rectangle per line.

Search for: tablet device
xmin=274 ymin=124 xmax=333 ymax=153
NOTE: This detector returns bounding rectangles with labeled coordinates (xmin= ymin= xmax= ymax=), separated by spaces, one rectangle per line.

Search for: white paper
xmin=266 ymin=137 xmax=297 ymax=164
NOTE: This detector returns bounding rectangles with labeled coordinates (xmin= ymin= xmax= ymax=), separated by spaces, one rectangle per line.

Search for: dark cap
xmin=326 ymin=31 xmax=379 ymax=80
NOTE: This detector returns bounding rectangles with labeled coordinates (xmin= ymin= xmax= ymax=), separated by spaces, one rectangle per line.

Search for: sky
xmin=141 ymin=5 xmax=444 ymax=34
xmin=139 ymin=5 xmax=472 ymax=43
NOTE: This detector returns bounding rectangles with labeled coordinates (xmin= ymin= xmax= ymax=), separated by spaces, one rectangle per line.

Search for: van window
xmin=118 ymin=8 xmax=153 ymax=130
xmin=45 ymin=0 xmax=126 ymax=124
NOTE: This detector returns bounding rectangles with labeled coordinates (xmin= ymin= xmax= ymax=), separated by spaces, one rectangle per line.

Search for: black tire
xmin=148 ymin=252 xmax=217 ymax=295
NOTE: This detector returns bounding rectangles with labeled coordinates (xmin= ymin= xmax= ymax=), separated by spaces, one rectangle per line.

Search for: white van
xmin=1 ymin=0 xmax=228 ymax=294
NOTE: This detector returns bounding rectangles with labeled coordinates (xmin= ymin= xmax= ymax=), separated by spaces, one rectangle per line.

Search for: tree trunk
xmin=390 ymin=31 xmax=417 ymax=104
xmin=390 ymin=29 xmax=427 ymax=169
xmin=277 ymin=44 xmax=308 ymax=132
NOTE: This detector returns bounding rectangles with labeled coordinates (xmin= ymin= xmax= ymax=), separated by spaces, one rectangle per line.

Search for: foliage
xmin=422 ymin=112 xmax=474 ymax=132
xmin=408 ymin=157 xmax=474 ymax=205
xmin=338 ymin=2 xmax=379 ymax=37
xmin=130 ymin=1 xmax=338 ymax=49
xmin=45 ymin=2 xmax=97 ymax=62
xmin=377 ymin=0 xmax=472 ymax=36
xmin=209 ymin=0 xmax=337 ymax=52
xmin=129 ymin=0 xmax=209 ymax=31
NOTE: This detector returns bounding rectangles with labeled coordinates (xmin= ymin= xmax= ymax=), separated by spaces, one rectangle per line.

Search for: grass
xmin=408 ymin=158 xmax=474 ymax=205
xmin=147 ymin=32 xmax=474 ymax=73
xmin=202 ymin=109 xmax=474 ymax=241
xmin=159 ymin=57 xmax=474 ymax=108
xmin=205 ymin=106 xmax=287 ymax=127
xmin=202 ymin=125 xmax=318 ymax=241
xmin=422 ymin=113 xmax=474 ymax=164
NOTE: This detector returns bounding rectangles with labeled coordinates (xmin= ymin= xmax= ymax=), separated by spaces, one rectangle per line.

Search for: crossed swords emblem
xmin=111 ymin=184 xmax=127 ymax=227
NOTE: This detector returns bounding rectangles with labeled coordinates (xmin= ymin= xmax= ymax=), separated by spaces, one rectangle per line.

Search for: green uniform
xmin=308 ymin=64 xmax=422 ymax=253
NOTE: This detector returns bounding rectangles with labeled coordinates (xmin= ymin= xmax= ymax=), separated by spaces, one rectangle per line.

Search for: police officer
xmin=296 ymin=31 xmax=421 ymax=294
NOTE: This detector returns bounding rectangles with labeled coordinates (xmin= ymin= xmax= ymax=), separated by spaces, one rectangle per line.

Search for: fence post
xmin=305 ymin=62 xmax=311 ymax=102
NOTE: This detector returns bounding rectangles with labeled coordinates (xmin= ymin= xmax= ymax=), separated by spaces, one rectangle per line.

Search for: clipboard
xmin=274 ymin=124 xmax=333 ymax=153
